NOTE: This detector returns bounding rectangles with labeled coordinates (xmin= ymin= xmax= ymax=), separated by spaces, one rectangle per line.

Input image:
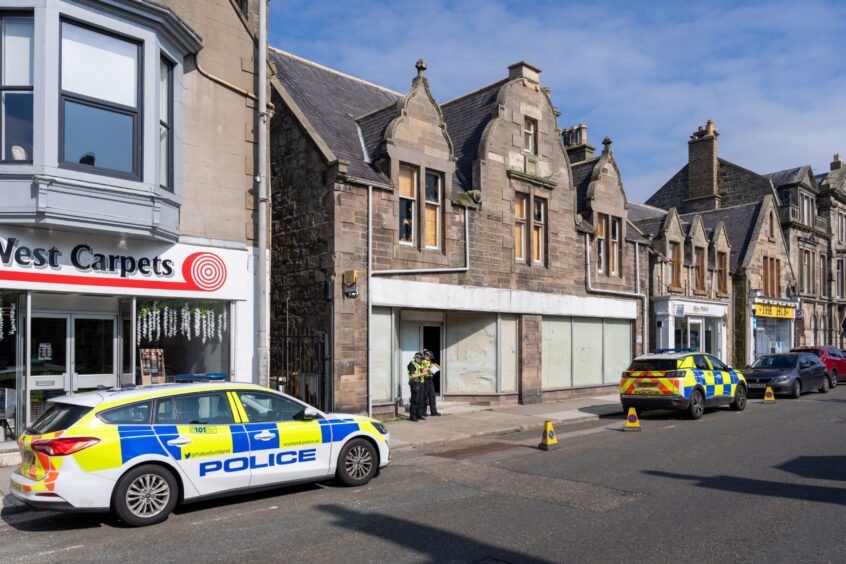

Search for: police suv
xmin=10 ymin=383 xmax=390 ymax=526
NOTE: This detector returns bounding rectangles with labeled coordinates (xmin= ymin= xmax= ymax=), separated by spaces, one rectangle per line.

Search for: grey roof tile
xmin=357 ymin=103 xmax=399 ymax=164
xmin=628 ymin=201 xmax=667 ymax=222
xmin=269 ymin=49 xmax=400 ymax=185
xmin=572 ymin=158 xmax=599 ymax=212
xmin=680 ymin=202 xmax=762 ymax=269
xmin=441 ymin=80 xmax=506 ymax=192
xmin=764 ymin=166 xmax=806 ymax=187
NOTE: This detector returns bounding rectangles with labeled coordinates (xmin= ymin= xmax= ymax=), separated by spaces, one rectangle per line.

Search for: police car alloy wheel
xmin=336 ymin=438 xmax=377 ymax=486
xmin=687 ymin=389 xmax=704 ymax=420
xmin=113 ymin=464 xmax=178 ymax=527
xmin=730 ymin=385 xmax=747 ymax=411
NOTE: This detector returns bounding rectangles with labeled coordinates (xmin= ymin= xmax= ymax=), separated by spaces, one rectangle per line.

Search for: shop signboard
xmin=755 ymin=304 xmax=794 ymax=319
xmin=0 ymin=226 xmax=248 ymax=300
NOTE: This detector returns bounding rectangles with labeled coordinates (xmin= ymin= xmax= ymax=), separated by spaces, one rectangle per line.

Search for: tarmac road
xmin=1 ymin=387 xmax=845 ymax=563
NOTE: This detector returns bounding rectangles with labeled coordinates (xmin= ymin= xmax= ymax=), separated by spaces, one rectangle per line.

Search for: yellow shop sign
xmin=756 ymin=304 xmax=794 ymax=319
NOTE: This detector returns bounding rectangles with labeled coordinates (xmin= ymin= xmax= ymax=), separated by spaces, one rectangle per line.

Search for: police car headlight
xmin=372 ymin=422 xmax=388 ymax=435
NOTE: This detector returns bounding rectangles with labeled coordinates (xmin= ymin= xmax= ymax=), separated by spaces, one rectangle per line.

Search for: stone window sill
xmin=506 ymin=169 xmax=556 ymax=189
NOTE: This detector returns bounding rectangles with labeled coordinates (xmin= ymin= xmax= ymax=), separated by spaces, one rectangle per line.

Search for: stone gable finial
xmin=602 ymin=137 xmax=613 ymax=155
xmin=415 ymin=59 xmax=427 ymax=77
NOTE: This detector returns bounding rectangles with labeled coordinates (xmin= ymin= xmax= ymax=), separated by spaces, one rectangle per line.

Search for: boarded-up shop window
xmin=541 ymin=316 xmax=572 ymax=389
xmin=446 ymin=312 xmax=497 ymax=393
xmin=603 ymin=320 xmax=632 ymax=384
xmin=499 ymin=314 xmax=518 ymax=393
xmin=572 ymin=318 xmax=603 ymax=386
xmin=371 ymin=307 xmax=393 ymax=403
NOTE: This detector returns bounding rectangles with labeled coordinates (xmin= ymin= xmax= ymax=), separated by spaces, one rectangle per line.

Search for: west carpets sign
xmin=0 ymin=238 xmax=175 ymax=278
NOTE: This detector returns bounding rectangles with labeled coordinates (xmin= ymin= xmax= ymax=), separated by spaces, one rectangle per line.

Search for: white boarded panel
xmin=499 ymin=314 xmax=518 ymax=393
xmin=603 ymin=320 xmax=632 ymax=384
xmin=573 ymin=318 xmax=603 ymax=386
xmin=542 ymin=316 xmax=572 ymax=389
xmin=371 ymin=307 xmax=393 ymax=403
xmin=446 ymin=312 xmax=497 ymax=393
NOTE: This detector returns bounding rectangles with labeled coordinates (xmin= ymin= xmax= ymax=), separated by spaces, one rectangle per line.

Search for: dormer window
xmin=694 ymin=246 xmax=705 ymax=291
xmin=60 ymin=21 xmax=141 ymax=178
xmin=1 ymin=15 xmax=33 ymax=163
xmin=523 ymin=117 xmax=538 ymax=156
xmin=669 ymin=242 xmax=681 ymax=288
xmin=799 ymin=193 xmax=814 ymax=226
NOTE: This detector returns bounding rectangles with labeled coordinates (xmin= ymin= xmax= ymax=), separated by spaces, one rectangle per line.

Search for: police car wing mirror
xmin=302 ymin=407 xmax=320 ymax=421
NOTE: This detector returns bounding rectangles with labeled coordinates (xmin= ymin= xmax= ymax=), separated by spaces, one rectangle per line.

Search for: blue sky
xmin=269 ymin=0 xmax=846 ymax=203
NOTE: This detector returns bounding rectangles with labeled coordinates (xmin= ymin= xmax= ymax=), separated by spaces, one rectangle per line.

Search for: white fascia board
xmin=371 ymin=278 xmax=637 ymax=319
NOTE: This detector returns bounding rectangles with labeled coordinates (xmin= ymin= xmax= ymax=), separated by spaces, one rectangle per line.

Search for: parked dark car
xmin=790 ymin=346 xmax=842 ymax=388
xmin=745 ymin=353 xmax=830 ymax=398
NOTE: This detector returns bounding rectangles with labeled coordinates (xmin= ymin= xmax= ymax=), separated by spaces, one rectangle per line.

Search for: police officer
xmin=421 ymin=349 xmax=441 ymax=416
xmin=406 ymin=353 xmax=426 ymax=422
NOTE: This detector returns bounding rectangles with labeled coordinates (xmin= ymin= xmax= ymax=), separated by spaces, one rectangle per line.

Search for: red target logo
xmin=183 ymin=252 xmax=227 ymax=292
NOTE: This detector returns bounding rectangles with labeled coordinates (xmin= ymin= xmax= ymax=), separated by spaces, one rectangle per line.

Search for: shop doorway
xmin=399 ymin=323 xmax=443 ymax=402
xmin=31 ymin=313 xmax=117 ymax=393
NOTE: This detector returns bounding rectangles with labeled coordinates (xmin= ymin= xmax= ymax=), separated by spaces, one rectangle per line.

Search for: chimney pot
xmin=507 ymin=61 xmax=542 ymax=83
xmin=833 ymin=153 xmax=843 ymax=171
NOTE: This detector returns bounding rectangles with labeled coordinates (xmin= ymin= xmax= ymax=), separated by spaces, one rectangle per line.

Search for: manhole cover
xmin=429 ymin=442 xmax=519 ymax=460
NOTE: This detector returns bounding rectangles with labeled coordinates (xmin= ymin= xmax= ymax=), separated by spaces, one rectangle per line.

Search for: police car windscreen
xmin=27 ymin=403 xmax=93 ymax=435
xmin=627 ymin=359 xmax=677 ymax=372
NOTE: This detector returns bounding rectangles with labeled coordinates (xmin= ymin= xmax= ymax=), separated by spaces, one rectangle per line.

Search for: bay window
xmin=1 ymin=15 xmax=33 ymax=162
xmin=159 ymin=58 xmax=173 ymax=190
xmin=60 ymin=21 xmax=141 ymax=177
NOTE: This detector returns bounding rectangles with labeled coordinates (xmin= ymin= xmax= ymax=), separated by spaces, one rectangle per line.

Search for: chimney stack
xmin=507 ymin=61 xmax=542 ymax=83
xmin=685 ymin=119 xmax=720 ymax=211
xmin=563 ymin=124 xmax=595 ymax=163
xmin=832 ymin=153 xmax=842 ymax=171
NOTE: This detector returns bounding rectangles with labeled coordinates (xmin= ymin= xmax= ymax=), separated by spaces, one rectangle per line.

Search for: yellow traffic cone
xmin=538 ymin=420 xmax=558 ymax=451
xmin=763 ymin=386 xmax=776 ymax=404
xmin=624 ymin=407 xmax=641 ymax=431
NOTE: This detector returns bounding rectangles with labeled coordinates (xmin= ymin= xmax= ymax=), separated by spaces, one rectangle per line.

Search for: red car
xmin=790 ymin=346 xmax=842 ymax=388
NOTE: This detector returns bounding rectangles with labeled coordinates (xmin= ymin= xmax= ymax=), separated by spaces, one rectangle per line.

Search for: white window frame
xmin=532 ymin=197 xmax=545 ymax=265
xmin=423 ymin=171 xmax=442 ymax=251
xmin=523 ymin=117 xmax=538 ymax=156
xmin=610 ymin=217 xmax=621 ymax=276
xmin=596 ymin=213 xmax=608 ymax=274
xmin=398 ymin=163 xmax=418 ymax=246
xmin=514 ymin=193 xmax=527 ymax=263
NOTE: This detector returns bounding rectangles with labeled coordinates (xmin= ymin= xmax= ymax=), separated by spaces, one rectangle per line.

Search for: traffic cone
xmin=538 ymin=420 xmax=558 ymax=451
xmin=624 ymin=407 xmax=641 ymax=431
xmin=763 ymin=386 xmax=776 ymax=404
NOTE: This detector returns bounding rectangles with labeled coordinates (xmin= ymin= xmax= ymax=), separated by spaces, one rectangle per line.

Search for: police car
xmin=620 ymin=350 xmax=748 ymax=419
xmin=10 ymin=383 xmax=390 ymax=526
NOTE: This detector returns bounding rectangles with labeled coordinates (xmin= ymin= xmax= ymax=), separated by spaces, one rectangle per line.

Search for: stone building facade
xmin=269 ymin=52 xmax=648 ymax=416
xmin=0 ymin=0 xmax=265 ymax=433
xmin=645 ymin=122 xmax=809 ymax=366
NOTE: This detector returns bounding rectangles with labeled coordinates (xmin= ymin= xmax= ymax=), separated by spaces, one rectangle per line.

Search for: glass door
xmin=72 ymin=315 xmax=116 ymax=391
xmin=29 ymin=314 xmax=70 ymax=421
xmin=687 ymin=318 xmax=703 ymax=351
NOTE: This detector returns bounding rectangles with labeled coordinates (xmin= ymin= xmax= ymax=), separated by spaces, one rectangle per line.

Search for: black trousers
xmin=423 ymin=378 xmax=438 ymax=415
xmin=408 ymin=381 xmax=421 ymax=420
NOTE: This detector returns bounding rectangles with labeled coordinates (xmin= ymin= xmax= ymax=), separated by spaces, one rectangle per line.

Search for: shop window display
xmin=136 ymin=300 xmax=230 ymax=383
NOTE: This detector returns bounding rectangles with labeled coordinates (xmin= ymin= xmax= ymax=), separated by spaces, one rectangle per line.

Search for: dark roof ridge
xmin=441 ymin=78 xmax=509 ymax=107
xmin=679 ymin=201 xmax=761 ymax=216
xmin=268 ymin=47 xmax=402 ymax=97
xmin=716 ymin=157 xmax=768 ymax=181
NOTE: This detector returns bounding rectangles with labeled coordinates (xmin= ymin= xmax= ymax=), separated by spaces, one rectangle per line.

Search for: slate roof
xmin=628 ymin=201 xmax=667 ymax=222
xmin=441 ymin=80 xmax=506 ymax=191
xmin=764 ymin=166 xmax=809 ymax=188
xmin=269 ymin=48 xmax=401 ymax=185
xmin=358 ymin=103 xmax=399 ymax=164
xmin=680 ymin=202 xmax=762 ymax=269
xmin=633 ymin=216 xmax=667 ymax=239
xmin=645 ymin=164 xmax=689 ymax=210
xmin=815 ymin=172 xmax=829 ymax=186
xmin=571 ymin=158 xmax=599 ymax=212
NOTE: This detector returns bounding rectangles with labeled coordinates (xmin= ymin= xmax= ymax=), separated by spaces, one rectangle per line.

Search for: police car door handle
xmin=167 ymin=437 xmax=192 ymax=446
xmin=254 ymin=430 xmax=276 ymax=441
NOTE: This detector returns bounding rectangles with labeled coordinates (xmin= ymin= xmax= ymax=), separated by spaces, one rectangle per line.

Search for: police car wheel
xmin=730 ymin=385 xmax=747 ymax=411
xmin=686 ymin=389 xmax=704 ymax=420
xmin=113 ymin=465 xmax=178 ymax=527
xmin=336 ymin=439 xmax=377 ymax=487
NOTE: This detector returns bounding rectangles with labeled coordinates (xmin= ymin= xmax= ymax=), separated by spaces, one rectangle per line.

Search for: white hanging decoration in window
xmin=182 ymin=303 xmax=191 ymax=340
xmin=9 ymin=302 xmax=15 ymax=335
xmin=217 ymin=309 xmax=223 ymax=341
xmin=222 ymin=308 xmax=228 ymax=334
xmin=0 ymin=298 xmax=4 ymax=341
xmin=137 ymin=313 xmax=142 ymax=345
xmin=194 ymin=307 xmax=201 ymax=341
xmin=208 ymin=310 xmax=215 ymax=342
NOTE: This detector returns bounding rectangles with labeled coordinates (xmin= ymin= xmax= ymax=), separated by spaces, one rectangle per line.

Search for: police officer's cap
xmin=423 ymin=349 xmax=433 ymax=356
xmin=413 ymin=352 xmax=423 ymax=359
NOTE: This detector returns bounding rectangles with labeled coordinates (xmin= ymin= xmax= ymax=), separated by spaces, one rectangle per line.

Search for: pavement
xmin=384 ymin=391 xmax=623 ymax=449
xmin=1 ymin=387 xmax=844 ymax=562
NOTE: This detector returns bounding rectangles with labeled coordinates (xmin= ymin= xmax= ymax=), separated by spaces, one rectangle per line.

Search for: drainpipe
xmin=256 ymin=0 xmax=269 ymax=386
xmin=585 ymin=234 xmax=649 ymax=355
xmin=366 ymin=187 xmax=472 ymax=416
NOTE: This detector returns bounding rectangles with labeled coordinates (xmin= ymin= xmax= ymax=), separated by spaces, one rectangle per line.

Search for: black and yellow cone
xmin=538 ymin=420 xmax=558 ymax=451
xmin=763 ymin=386 xmax=776 ymax=403
xmin=624 ymin=407 xmax=641 ymax=431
